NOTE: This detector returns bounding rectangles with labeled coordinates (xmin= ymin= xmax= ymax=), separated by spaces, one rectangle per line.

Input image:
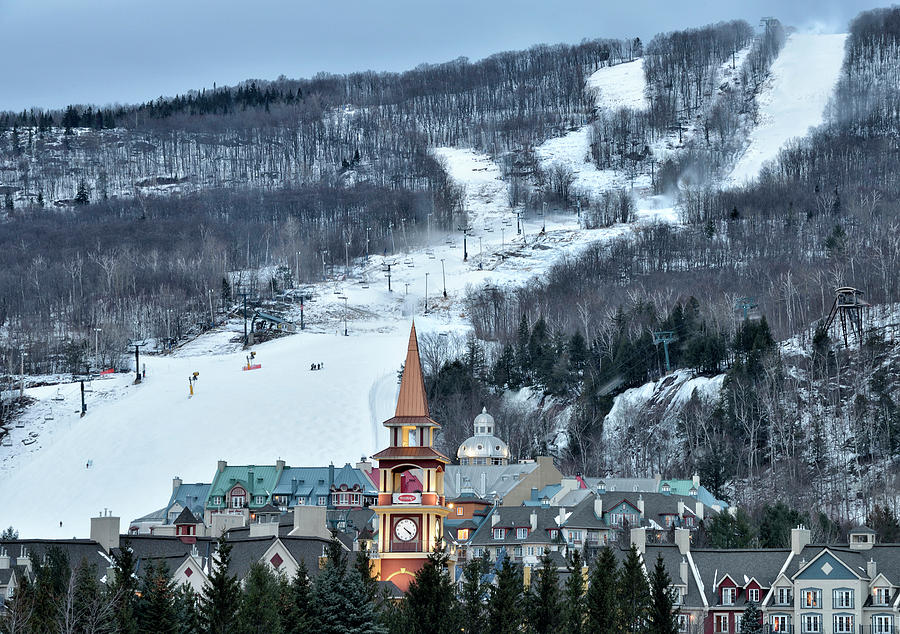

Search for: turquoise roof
xmin=273 ymin=464 xmax=375 ymax=507
xmin=207 ymin=465 xmax=281 ymax=509
xmin=658 ymin=479 xmax=728 ymax=509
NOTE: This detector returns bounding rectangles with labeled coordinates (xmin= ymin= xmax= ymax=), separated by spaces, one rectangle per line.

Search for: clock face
xmin=395 ymin=518 xmax=417 ymax=542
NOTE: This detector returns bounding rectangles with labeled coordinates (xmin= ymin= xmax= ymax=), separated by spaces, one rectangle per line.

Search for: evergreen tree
xmin=109 ymin=539 xmax=139 ymax=634
xmin=403 ymin=542 xmax=457 ymax=634
xmin=867 ymin=506 xmax=900 ymax=542
xmin=705 ymin=509 xmax=756 ymax=548
xmin=74 ymin=179 xmax=90 ymax=205
xmin=355 ymin=548 xmax=379 ymax=604
xmin=287 ymin=560 xmax=316 ymax=634
xmin=586 ymin=546 xmax=619 ymax=633
xmin=173 ymin=583 xmax=203 ymax=634
xmin=619 ymin=545 xmax=650 ymax=634
xmin=487 ymin=557 xmax=523 ymax=634
xmin=200 ymin=536 xmax=241 ymax=633
xmin=458 ymin=555 xmax=490 ymax=634
xmin=136 ymin=560 xmax=178 ymax=634
xmin=221 ymin=277 xmax=232 ymax=306
xmin=313 ymin=535 xmax=383 ymax=634
xmin=73 ymin=559 xmax=112 ymax=633
xmin=36 ymin=190 xmax=44 ymax=208
xmin=528 ymin=549 xmax=561 ymax=633
xmin=237 ymin=562 xmax=283 ymax=634
xmin=739 ymin=601 xmax=764 ymax=634
xmin=561 ymin=549 xmax=586 ymax=634
xmin=647 ymin=554 xmax=678 ymax=634
xmin=62 ymin=105 xmax=79 ymax=134
xmin=759 ymin=503 xmax=806 ymax=548
xmin=516 ymin=313 xmax=531 ymax=382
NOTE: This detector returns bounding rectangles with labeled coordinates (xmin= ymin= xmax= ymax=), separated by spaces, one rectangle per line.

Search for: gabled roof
xmin=173 ymin=507 xmax=201 ymax=525
xmin=393 ymin=323 xmax=431 ymax=420
xmin=690 ymin=548 xmax=792 ymax=606
xmin=207 ymin=465 xmax=281 ymax=505
xmin=166 ymin=483 xmax=210 ymax=520
xmin=445 ymin=463 xmax=538 ymax=499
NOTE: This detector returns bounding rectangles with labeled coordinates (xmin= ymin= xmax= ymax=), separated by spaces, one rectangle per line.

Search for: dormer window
xmin=254 ymin=496 xmax=265 ymax=505
xmin=721 ymin=587 xmax=736 ymax=605
xmin=776 ymin=587 xmax=792 ymax=606
xmin=874 ymin=587 xmax=890 ymax=606
xmin=747 ymin=588 xmax=759 ymax=603
xmin=492 ymin=528 xmax=506 ymax=540
xmin=662 ymin=483 xmax=671 ymax=493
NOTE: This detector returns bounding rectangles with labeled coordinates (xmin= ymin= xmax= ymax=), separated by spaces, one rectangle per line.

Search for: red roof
xmin=372 ymin=446 xmax=450 ymax=462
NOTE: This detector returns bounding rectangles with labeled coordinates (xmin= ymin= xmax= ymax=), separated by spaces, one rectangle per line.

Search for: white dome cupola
xmin=457 ymin=407 xmax=509 ymax=466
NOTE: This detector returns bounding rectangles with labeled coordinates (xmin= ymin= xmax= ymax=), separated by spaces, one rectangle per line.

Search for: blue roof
xmin=166 ymin=483 xmax=210 ymax=520
xmin=273 ymin=464 xmax=375 ymax=506
xmin=522 ymin=484 xmax=562 ymax=506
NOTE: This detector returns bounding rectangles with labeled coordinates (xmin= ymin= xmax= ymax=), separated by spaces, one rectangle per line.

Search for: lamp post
xmin=457 ymin=224 xmax=469 ymax=261
xmin=321 ymin=250 xmax=328 ymax=279
xmin=440 ymin=259 xmax=447 ymax=298
xmin=365 ymin=227 xmax=370 ymax=262
xmin=345 ymin=241 xmax=350 ymax=275
xmin=94 ymin=328 xmax=102 ymax=367
xmin=296 ymin=251 xmax=301 ymax=286
xmin=541 ymin=202 xmax=547 ymax=233
xmin=19 ymin=349 xmax=27 ymax=398
xmin=424 ymin=272 xmax=429 ymax=315
xmin=341 ymin=296 xmax=349 ymax=336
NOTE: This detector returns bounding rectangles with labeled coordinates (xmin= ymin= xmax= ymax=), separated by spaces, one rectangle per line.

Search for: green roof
xmin=206 ymin=465 xmax=282 ymax=509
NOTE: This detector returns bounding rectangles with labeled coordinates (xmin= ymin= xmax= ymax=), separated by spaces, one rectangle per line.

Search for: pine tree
xmin=516 ymin=313 xmax=531 ymax=382
xmin=647 ymin=554 xmax=678 ymax=634
xmin=200 ymin=536 xmax=241 ymax=633
xmin=586 ymin=546 xmax=619 ymax=633
xmin=237 ymin=561 xmax=283 ymax=634
xmin=74 ymin=179 xmax=90 ymax=205
xmin=403 ymin=542 xmax=457 ymax=634
xmin=740 ymin=601 xmax=764 ymax=634
xmin=173 ymin=583 xmax=203 ymax=634
xmin=528 ymin=549 xmax=561 ymax=633
xmin=36 ymin=190 xmax=44 ymax=208
xmin=355 ymin=548 xmax=379 ymax=604
xmin=136 ymin=560 xmax=178 ymax=634
xmin=487 ymin=557 xmax=523 ymax=634
xmin=619 ymin=545 xmax=650 ymax=634
xmin=109 ymin=540 xmax=139 ymax=634
xmin=313 ymin=535 xmax=383 ymax=634
xmin=561 ymin=549 xmax=586 ymax=634
xmin=221 ymin=277 xmax=232 ymax=306
xmin=458 ymin=555 xmax=490 ymax=634
xmin=286 ymin=559 xmax=316 ymax=634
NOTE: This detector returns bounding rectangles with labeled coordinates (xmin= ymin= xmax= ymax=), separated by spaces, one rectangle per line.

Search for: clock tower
xmin=371 ymin=323 xmax=453 ymax=592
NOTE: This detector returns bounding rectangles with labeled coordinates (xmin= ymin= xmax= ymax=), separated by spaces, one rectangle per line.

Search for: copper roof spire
xmin=394 ymin=322 xmax=430 ymax=418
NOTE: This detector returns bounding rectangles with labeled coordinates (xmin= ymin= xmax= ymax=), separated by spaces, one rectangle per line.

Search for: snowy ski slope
xmin=728 ymin=32 xmax=847 ymax=185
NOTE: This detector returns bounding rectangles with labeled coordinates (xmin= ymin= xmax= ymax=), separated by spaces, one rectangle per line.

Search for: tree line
xmin=2 ymin=535 xmax=689 ymax=634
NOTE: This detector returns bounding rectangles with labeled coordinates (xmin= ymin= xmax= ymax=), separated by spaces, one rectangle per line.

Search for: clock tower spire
xmin=371 ymin=322 xmax=454 ymax=592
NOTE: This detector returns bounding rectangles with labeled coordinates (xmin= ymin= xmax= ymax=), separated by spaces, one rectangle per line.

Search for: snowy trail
xmin=727 ymin=33 xmax=847 ymax=185
xmin=1 ymin=329 xmax=403 ymax=538
xmin=586 ymin=58 xmax=648 ymax=111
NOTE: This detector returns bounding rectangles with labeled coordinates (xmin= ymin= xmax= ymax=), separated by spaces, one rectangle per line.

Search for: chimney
xmin=675 ymin=528 xmax=690 ymax=555
xmin=557 ymin=507 xmax=567 ymax=526
xmin=455 ymin=471 xmax=461 ymax=494
xmin=593 ymin=495 xmax=603 ymax=519
xmin=276 ymin=458 xmax=285 ymax=471
xmin=692 ymin=473 xmax=700 ymax=487
xmin=217 ymin=460 xmax=226 ymax=473
xmin=637 ymin=495 xmax=645 ymax=518
xmin=530 ymin=510 xmax=538 ymax=532
xmin=491 ymin=511 xmax=500 ymax=527
xmin=630 ymin=527 xmax=646 ymax=554
xmin=867 ymin=558 xmax=877 ymax=579
xmin=172 ymin=476 xmax=182 ymax=494
xmin=530 ymin=487 xmax=539 ymax=502
xmin=677 ymin=500 xmax=685 ymax=516
xmin=355 ymin=457 xmax=370 ymax=474
xmin=289 ymin=505 xmax=330 ymax=540
xmin=654 ymin=473 xmax=662 ymax=489
xmin=480 ymin=472 xmax=486 ymax=497
xmin=680 ymin=556 xmax=689 ymax=585
xmin=0 ymin=547 xmax=9 ymax=570
xmin=695 ymin=501 xmax=704 ymax=521
xmin=791 ymin=525 xmax=811 ymax=556
xmin=90 ymin=512 xmax=120 ymax=553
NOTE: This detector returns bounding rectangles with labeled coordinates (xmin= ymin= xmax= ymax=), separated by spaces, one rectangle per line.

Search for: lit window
xmin=458 ymin=529 xmax=470 ymax=540
xmin=801 ymin=589 xmax=820 ymax=609
xmin=771 ymin=616 xmax=789 ymax=632
xmin=456 ymin=507 xmax=463 ymax=516
xmin=874 ymin=587 xmax=890 ymax=606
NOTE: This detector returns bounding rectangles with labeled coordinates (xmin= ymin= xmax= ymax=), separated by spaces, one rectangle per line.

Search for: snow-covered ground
xmin=727 ymin=33 xmax=847 ymax=185
xmin=1 ymin=326 xmax=406 ymax=538
xmin=586 ymin=59 xmax=649 ymax=111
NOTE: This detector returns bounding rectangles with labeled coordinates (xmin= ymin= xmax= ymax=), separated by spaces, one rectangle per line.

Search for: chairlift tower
xmin=652 ymin=331 xmax=676 ymax=374
xmin=825 ymin=287 xmax=869 ymax=347
xmin=735 ymin=296 xmax=758 ymax=321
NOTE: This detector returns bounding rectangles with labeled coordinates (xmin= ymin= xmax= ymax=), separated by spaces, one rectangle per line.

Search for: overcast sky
xmin=0 ymin=0 xmax=889 ymax=112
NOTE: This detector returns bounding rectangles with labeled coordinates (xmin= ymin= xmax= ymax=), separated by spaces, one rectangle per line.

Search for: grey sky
xmin=0 ymin=0 xmax=888 ymax=112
